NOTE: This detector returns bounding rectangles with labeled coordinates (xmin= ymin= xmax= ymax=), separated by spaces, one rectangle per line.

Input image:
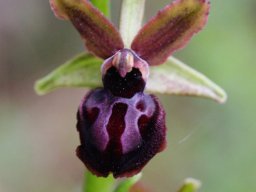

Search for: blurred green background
xmin=0 ymin=0 xmax=255 ymax=191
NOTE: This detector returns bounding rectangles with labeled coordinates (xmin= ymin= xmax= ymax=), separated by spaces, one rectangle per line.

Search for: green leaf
xmin=114 ymin=173 xmax=142 ymax=192
xmin=84 ymin=171 xmax=115 ymax=192
xmin=34 ymin=53 xmax=102 ymax=95
xmin=146 ymin=57 xmax=227 ymax=103
xmin=178 ymin=178 xmax=202 ymax=192
xmin=90 ymin=0 xmax=110 ymax=17
xmin=120 ymin=0 xmax=146 ymax=48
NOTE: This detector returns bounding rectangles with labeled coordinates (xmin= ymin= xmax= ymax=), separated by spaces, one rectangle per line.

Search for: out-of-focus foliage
xmin=90 ymin=0 xmax=110 ymax=17
xmin=0 ymin=0 xmax=256 ymax=192
xmin=177 ymin=178 xmax=201 ymax=192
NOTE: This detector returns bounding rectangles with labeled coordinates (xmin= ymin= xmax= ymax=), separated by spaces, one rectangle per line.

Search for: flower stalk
xmin=82 ymin=2 xmax=115 ymax=192
xmin=84 ymin=171 xmax=114 ymax=192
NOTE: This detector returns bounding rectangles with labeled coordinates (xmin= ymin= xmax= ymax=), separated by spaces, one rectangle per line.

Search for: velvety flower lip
xmin=76 ymin=88 xmax=166 ymax=178
xmin=131 ymin=0 xmax=210 ymax=66
xmin=50 ymin=0 xmax=124 ymax=59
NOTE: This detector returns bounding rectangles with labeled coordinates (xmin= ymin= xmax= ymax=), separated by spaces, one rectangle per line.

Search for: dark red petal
xmin=50 ymin=0 xmax=124 ymax=59
xmin=76 ymin=89 xmax=166 ymax=178
xmin=131 ymin=0 xmax=210 ymax=66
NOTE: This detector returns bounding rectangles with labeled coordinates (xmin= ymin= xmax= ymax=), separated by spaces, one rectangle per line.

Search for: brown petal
xmin=131 ymin=0 xmax=210 ymax=66
xmin=50 ymin=0 xmax=124 ymax=59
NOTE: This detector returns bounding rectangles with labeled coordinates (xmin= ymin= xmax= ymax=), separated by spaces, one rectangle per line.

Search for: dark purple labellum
xmin=76 ymin=88 xmax=166 ymax=178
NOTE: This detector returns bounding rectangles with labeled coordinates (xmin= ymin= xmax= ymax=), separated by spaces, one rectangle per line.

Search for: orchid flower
xmin=35 ymin=0 xmax=226 ymax=180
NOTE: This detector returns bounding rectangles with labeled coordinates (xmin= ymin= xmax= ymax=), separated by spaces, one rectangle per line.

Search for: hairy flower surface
xmin=50 ymin=0 xmax=210 ymax=178
xmin=77 ymin=88 xmax=166 ymax=177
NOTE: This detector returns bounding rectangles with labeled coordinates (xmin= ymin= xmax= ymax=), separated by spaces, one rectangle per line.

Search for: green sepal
xmin=147 ymin=56 xmax=227 ymax=103
xmin=34 ymin=53 xmax=102 ymax=95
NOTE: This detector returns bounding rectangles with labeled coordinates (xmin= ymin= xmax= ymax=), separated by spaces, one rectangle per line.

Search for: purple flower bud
xmin=76 ymin=88 xmax=166 ymax=178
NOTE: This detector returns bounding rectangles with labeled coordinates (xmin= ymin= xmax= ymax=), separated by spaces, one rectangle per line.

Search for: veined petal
xmin=131 ymin=0 xmax=210 ymax=66
xmin=50 ymin=0 xmax=124 ymax=59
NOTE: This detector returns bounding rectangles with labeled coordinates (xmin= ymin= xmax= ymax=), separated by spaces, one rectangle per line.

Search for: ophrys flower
xmin=50 ymin=0 xmax=210 ymax=178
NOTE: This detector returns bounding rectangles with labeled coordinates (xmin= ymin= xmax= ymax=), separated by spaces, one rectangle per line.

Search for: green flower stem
xmin=114 ymin=173 xmax=142 ymax=192
xmin=120 ymin=0 xmax=146 ymax=48
xmin=81 ymin=4 xmax=111 ymax=192
xmin=82 ymin=2 xmax=145 ymax=191
xmin=90 ymin=0 xmax=110 ymax=17
xmin=84 ymin=171 xmax=115 ymax=192
xmin=84 ymin=5 xmax=111 ymax=190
